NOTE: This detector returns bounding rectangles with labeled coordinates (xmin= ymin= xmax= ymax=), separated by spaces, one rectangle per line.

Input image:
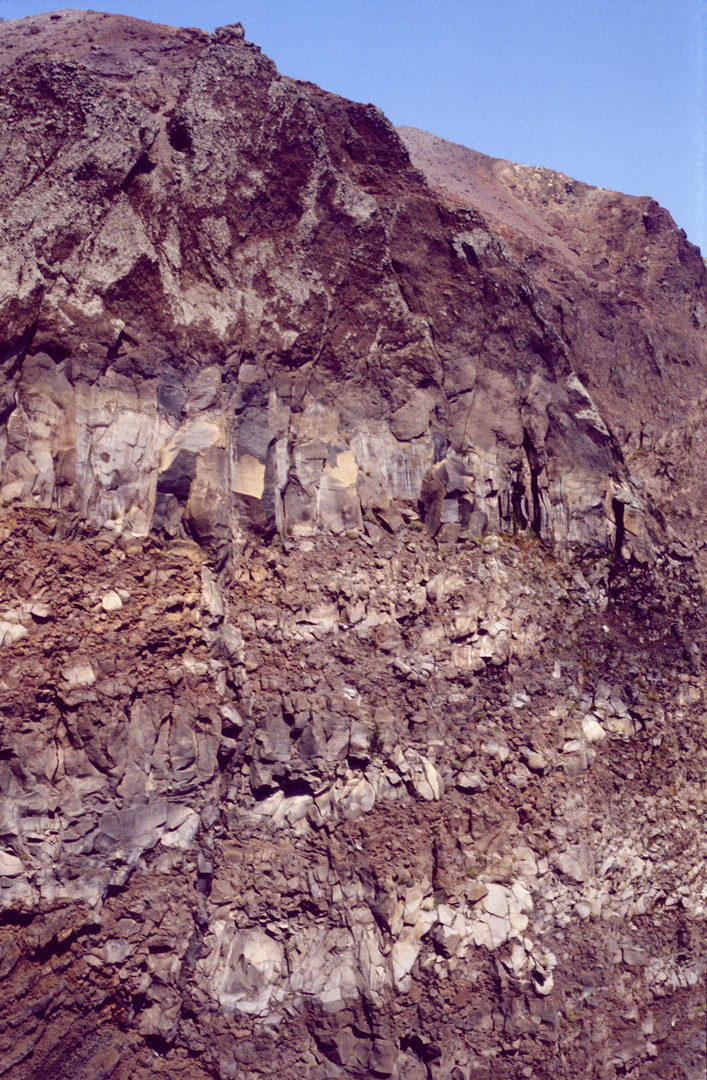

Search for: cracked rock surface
xmin=0 ymin=11 xmax=705 ymax=1080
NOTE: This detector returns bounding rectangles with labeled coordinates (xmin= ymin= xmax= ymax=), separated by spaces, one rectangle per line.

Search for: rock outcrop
xmin=2 ymin=10 xmax=684 ymax=564
xmin=398 ymin=126 xmax=707 ymax=570
xmin=0 ymin=11 xmax=705 ymax=1080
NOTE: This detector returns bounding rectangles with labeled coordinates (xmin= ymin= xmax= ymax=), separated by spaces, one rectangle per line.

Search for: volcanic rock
xmin=0 ymin=11 xmax=706 ymax=1080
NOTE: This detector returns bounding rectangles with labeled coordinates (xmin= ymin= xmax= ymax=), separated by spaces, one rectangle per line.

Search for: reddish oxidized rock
xmin=0 ymin=13 xmax=706 ymax=1080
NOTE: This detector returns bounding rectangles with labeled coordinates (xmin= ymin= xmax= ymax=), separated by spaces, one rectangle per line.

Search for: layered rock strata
xmin=2 ymin=11 xmax=688 ymax=563
xmin=0 ymin=11 xmax=706 ymax=1080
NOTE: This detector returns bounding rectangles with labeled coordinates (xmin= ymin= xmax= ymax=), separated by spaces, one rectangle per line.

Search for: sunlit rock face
xmin=1 ymin=12 xmax=707 ymax=1080
xmin=6 ymin=10 xmax=702 ymax=564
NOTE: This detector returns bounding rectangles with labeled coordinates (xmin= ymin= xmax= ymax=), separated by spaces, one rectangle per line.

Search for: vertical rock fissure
xmin=522 ymin=431 xmax=543 ymax=538
xmin=612 ymin=496 xmax=625 ymax=557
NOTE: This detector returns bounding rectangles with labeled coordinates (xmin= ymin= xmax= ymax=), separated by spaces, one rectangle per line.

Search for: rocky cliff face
xmin=0 ymin=11 xmax=705 ymax=1080
xmin=398 ymin=127 xmax=707 ymax=569
xmin=3 ymin=10 xmax=677 ymax=563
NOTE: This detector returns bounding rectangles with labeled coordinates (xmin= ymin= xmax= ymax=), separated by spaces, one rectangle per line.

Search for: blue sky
xmin=4 ymin=1 xmax=706 ymax=253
